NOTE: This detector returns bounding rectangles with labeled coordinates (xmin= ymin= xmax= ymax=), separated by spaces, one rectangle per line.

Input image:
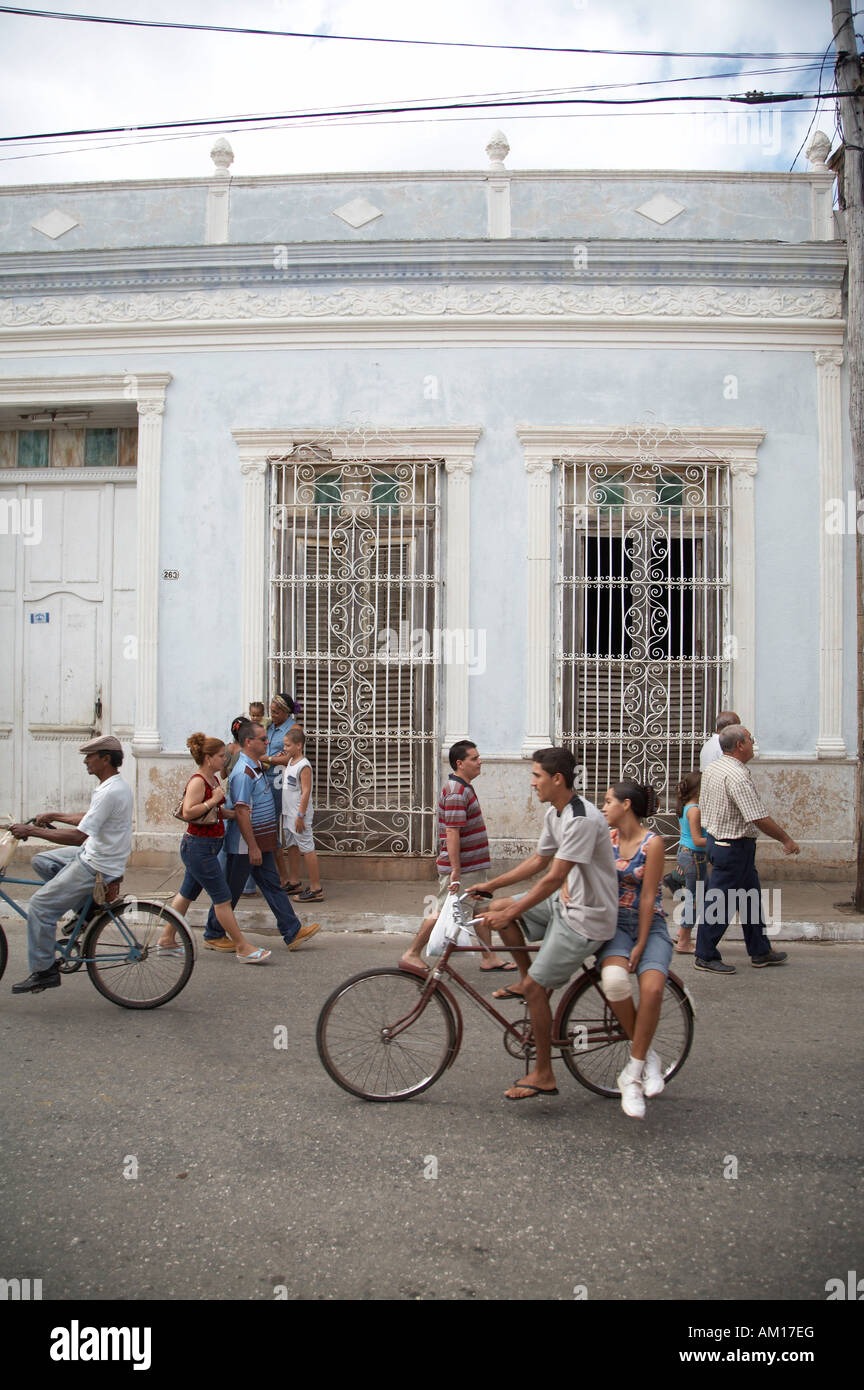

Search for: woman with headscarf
xmin=260 ymin=692 xmax=301 ymax=890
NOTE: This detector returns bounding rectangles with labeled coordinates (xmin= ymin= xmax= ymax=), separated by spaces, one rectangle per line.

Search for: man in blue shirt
xmin=203 ymin=721 xmax=320 ymax=950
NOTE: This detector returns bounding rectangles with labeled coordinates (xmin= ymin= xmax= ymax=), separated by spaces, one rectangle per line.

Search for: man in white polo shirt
xmin=699 ymin=710 xmax=741 ymax=772
xmin=473 ymin=747 xmax=618 ymax=1101
xmin=9 ymin=735 xmax=133 ymax=994
xmin=696 ymin=724 xmax=799 ymax=974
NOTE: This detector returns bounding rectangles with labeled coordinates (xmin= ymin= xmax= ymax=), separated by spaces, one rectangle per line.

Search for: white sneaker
xmin=643 ymin=1048 xmax=665 ymax=1098
xmin=617 ymin=1067 xmax=646 ymax=1119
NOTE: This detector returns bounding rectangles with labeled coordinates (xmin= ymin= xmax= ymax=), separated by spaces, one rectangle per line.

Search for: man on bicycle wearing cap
xmin=8 ymin=735 xmax=133 ymax=995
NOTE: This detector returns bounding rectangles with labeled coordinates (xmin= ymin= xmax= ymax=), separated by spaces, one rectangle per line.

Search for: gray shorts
xmin=435 ymin=868 xmax=489 ymax=913
xmin=283 ymin=818 xmax=315 ymax=854
xmin=515 ymin=893 xmax=599 ymax=990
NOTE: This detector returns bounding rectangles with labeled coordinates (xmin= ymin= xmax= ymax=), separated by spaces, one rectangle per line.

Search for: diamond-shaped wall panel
xmin=635 ymin=195 xmax=685 ymax=226
xmin=31 ymin=210 xmax=80 ymax=239
xmin=332 ymin=197 xmax=383 ymax=229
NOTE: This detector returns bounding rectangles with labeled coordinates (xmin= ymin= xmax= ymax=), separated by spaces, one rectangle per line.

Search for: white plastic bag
xmin=426 ymin=891 xmax=476 ymax=958
xmin=0 ymin=830 xmax=17 ymax=872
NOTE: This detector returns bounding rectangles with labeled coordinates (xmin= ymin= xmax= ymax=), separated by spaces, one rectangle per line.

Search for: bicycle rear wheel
xmin=84 ymin=900 xmax=194 ymax=1009
xmin=0 ymin=924 xmax=7 ymax=982
xmin=317 ymin=967 xmax=457 ymax=1101
xmin=559 ymin=972 xmax=694 ymax=1097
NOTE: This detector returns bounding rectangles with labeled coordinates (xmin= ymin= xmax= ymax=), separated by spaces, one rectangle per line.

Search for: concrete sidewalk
xmin=4 ymin=859 xmax=862 ymax=941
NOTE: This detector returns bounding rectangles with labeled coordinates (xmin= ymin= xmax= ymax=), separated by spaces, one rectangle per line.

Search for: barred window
xmin=270 ymin=443 xmax=441 ymax=855
xmin=556 ymin=450 xmax=732 ymax=819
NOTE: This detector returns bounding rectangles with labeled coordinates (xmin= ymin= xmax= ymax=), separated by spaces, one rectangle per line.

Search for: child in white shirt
xmin=281 ymin=727 xmax=323 ymax=902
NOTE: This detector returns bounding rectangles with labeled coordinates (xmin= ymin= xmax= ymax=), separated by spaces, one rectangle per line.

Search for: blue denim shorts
xmin=596 ymin=905 xmax=674 ymax=977
xmin=179 ymin=834 xmax=231 ymax=905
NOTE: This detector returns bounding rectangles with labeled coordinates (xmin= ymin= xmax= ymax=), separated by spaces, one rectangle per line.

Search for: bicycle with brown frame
xmin=316 ymin=893 xmax=695 ymax=1102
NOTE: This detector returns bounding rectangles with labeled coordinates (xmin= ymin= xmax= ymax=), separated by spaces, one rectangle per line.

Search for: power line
xmin=0 ymin=62 xmax=826 ymax=152
xmin=0 ymin=102 xmax=826 ymax=168
xmin=0 ymin=5 xmax=831 ymax=60
xmin=789 ymin=36 xmax=837 ymax=170
xmin=0 ymin=87 xmax=824 ymax=148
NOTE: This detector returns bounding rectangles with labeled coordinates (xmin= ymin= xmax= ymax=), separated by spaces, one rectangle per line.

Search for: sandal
xmin=237 ymin=948 xmax=272 ymax=965
xmin=281 ymin=880 xmax=302 ymax=893
xmin=295 ymin=888 xmax=324 ymax=902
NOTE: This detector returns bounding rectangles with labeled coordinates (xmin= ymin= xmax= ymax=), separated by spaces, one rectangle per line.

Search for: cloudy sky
xmin=0 ymin=0 xmax=842 ymax=186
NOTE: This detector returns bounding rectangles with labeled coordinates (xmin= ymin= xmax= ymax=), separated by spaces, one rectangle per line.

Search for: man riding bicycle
xmin=472 ymin=747 xmax=618 ymax=1100
xmin=8 ymin=735 xmax=133 ymax=995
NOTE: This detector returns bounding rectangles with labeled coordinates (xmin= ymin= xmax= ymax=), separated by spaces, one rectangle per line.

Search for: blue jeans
xmin=27 ymin=846 xmax=99 ymax=972
xmin=696 ymin=834 xmax=772 ymax=961
xmin=204 ymin=852 xmax=301 ymax=944
xmin=179 ymin=835 xmax=231 ymax=905
xmin=597 ymin=905 xmax=674 ymax=977
xmin=218 ymin=843 xmax=254 ymax=894
xmin=676 ymin=846 xmax=709 ymax=928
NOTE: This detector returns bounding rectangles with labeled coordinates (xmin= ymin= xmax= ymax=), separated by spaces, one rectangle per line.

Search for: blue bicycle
xmin=0 ymin=865 xmax=194 ymax=1008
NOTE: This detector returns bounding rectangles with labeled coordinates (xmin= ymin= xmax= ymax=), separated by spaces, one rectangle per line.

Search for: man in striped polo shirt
xmin=399 ymin=740 xmax=516 ymax=975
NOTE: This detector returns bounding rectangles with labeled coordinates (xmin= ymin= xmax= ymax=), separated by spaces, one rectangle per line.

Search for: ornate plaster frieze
xmin=0 ymin=283 xmax=843 ymax=327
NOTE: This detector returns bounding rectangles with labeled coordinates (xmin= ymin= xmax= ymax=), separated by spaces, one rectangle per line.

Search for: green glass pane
xmin=371 ymin=479 xmax=398 ymax=510
xmin=658 ymin=472 xmax=683 ymax=508
xmin=596 ymin=484 xmax=626 ymax=509
xmin=17 ymin=431 xmax=49 ymax=468
xmin=84 ymin=428 xmax=118 ymax=467
xmin=314 ymin=473 xmax=341 ymax=507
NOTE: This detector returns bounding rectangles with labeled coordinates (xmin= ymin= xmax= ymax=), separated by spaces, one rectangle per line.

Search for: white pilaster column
xmin=205 ymin=137 xmax=233 ymax=245
xmin=729 ymin=456 xmax=758 ymax=728
xmin=521 ymin=457 xmax=554 ymax=756
xmin=240 ymin=457 xmax=269 ymax=707
xmin=132 ymin=392 xmax=166 ymax=753
xmin=485 ymin=129 xmax=511 ymax=239
xmin=815 ymin=347 xmax=846 ymax=757
xmin=443 ymin=457 xmax=473 ymax=746
xmin=806 ymin=131 xmax=837 ymax=241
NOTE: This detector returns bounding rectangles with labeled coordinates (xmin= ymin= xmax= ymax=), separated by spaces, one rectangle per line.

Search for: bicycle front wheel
xmin=0 ymin=924 xmax=7 ymax=982
xmin=84 ymin=900 xmax=194 ymax=1009
xmin=317 ymin=968 xmax=458 ymax=1101
xmin=560 ymin=972 xmax=694 ymax=1097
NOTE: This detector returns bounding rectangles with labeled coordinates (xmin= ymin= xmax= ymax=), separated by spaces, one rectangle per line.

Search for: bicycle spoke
xmin=317 ymin=970 xmax=456 ymax=1100
xmin=560 ymin=973 xmax=693 ymax=1097
xmin=85 ymin=902 xmax=194 ymax=1009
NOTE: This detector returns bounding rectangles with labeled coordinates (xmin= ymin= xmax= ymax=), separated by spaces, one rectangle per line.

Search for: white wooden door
xmin=0 ymin=479 xmax=136 ymax=820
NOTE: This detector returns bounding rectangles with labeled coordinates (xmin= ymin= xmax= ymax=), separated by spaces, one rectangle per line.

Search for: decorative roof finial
xmin=486 ymin=130 xmax=510 ymax=171
xmin=211 ymin=137 xmax=234 ymax=177
xmin=805 ymin=131 xmax=831 ymax=168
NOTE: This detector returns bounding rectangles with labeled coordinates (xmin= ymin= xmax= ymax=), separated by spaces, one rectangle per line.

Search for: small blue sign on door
xmin=30 ymin=612 xmax=49 ymax=623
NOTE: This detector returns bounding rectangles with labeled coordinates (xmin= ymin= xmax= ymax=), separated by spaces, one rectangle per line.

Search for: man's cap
xmin=79 ymin=735 xmax=123 ymax=754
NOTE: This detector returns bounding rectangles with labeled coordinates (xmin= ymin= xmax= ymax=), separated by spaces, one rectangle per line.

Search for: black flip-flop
xmin=492 ymin=985 xmax=525 ymax=1001
xmin=505 ymin=1081 xmax=559 ymax=1100
xmin=480 ymin=962 xmax=519 ymax=973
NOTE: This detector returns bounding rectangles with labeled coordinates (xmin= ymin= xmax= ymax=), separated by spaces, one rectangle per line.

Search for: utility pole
xmin=831 ymin=1 xmax=864 ymax=909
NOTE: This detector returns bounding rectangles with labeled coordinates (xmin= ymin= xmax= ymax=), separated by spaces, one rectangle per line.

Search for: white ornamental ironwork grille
xmin=556 ymin=431 xmax=732 ymax=823
xmin=269 ymin=442 xmax=441 ymax=855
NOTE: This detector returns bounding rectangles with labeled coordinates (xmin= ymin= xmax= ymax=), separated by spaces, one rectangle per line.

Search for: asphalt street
xmin=1 ymin=922 xmax=861 ymax=1305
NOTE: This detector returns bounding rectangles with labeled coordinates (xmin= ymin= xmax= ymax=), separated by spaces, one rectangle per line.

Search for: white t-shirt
xmin=281 ymin=756 xmax=313 ymax=824
xmin=536 ymin=796 xmax=618 ymax=941
xmin=78 ymin=774 xmax=134 ymax=878
xmin=699 ymin=734 xmax=723 ymax=772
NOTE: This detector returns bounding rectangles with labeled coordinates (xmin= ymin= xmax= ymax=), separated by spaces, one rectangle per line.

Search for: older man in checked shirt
xmin=695 ymin=724 xmax=799 ymax=974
